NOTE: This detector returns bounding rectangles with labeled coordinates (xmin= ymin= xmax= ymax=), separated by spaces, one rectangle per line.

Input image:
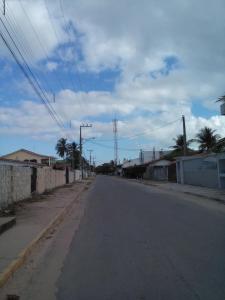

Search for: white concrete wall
xmin=0 ymin=165 xmax=31 ymax=209
xmin=0 ymin=164 xmax=87 ymax=209
xmin=0 ymin=165 xmax=12 ymax=208
xmin=37 ymin=167 xmax=66 ymax=193
xmin=75 ymin=170 xmax=82 ymax=181
xmin=12 ymin=166 xmax=31 ymax=202
xmin=69 ymin=171 xmax=74 ymax=183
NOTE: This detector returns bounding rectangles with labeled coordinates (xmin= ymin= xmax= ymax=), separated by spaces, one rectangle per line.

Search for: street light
xmin=82 ymin=137 xmax=96 ymax=144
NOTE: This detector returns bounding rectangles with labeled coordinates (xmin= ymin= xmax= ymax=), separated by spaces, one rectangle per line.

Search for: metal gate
xmin=65 ymin=167 xmax=69 ymax=184
xmin=31 ymin=167 xmax=37 ymax=193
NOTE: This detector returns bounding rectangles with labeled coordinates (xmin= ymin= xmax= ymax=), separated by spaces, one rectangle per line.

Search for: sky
xmin=0 ymin=0 xmax=225 ymax=165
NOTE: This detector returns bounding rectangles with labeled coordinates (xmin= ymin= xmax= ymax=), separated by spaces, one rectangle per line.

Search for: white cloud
xmin=46 ymin=61 xmax=58 ymax=71
xmin=1 ymin=0 xmax=225 ymax=160
xmin=1 ymin=90 xmax=225 ymax=151
xmin=0 ymin=0 xmax=68 ymax=61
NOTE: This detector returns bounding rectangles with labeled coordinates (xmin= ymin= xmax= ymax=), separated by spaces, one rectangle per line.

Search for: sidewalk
xmin=133 ymin=179 xmax=225 ymax=203
xmin=0 ymin=179 xmax=91 ymax=288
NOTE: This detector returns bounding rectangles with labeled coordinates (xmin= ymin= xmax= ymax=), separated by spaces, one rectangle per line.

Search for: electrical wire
xmin=0 ymin=16 xmax=65 ymax=126
xmin=15 ymin=0 xmax=72 ymax=131
xmin=18 ymin=0 xmax=66 ymax=92
xmin=2 ymin=5 xmax=66 ymax=127
xmin=97 ymin=118 xmax=181 ymax=142
xmin=1 ymin=3 xmax=76 ymax=140
xmin=88 ymin=140 xmax=140 ymax=152
xmin=0 ymin=18 xmax=74 ymax=141
xmin=44 ymin=0 xmax=86 ymax=122
xmin=0 ymin=29 xmax=62 ymax=127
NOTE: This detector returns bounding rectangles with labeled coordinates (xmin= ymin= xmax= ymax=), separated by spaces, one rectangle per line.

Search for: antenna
xmin=113 ymin=119 xmax=118 ymax=166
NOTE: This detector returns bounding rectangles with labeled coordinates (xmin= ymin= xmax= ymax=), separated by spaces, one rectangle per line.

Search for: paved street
xmin=56 ymin=176 xmax=225 ymax=300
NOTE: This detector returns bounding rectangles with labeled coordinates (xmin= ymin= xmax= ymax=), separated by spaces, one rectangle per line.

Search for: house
xmin=143 ymin=159 xmax=176 ymax=181
xmin=139 ymin=150 xmax=170 ymax=164
xmin=176 ymin=152 xmax=225 ymax=189
xmin=1 ymin=149 xmax=55 ymax=166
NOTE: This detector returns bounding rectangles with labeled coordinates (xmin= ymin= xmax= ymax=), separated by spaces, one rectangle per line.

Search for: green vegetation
xmin=95 ymin=160 xmax=116 ymax=175
xmin=195 ymin=127 xmax=220 ymax=153
xmin=55 ymin=138 xmax=80 ymax=169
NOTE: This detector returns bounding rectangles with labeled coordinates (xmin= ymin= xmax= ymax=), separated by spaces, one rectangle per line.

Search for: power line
xmin=58 ymin=0 xmax=84 ymax=91
xmin=0 ymin=15 xmax=63 ymax=121
xmin=1 ymin=8 xmax=66 ymax=127
xmin=0 ymin=17 xmax=70 ymax=137
xmin=14 ymin=0 xmax=72 ymax=133
xmin=44 ymin=0 xmax=86 ymax=115
xmin=97 ymin=118 xmax=181 ymax=142
xmin=88 ymin=140 xmax=140 ymax=152
xmin=18 ymin=0 xmax=66 ymax=92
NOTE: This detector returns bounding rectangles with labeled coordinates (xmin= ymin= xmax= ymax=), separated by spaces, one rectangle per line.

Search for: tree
xmin=195 ymin=127 xmax=220 ymax=152
xmin=95 ymin=161 xmax=116 ymax=175
xmin=66 ymin=142 xmax=80 ymax=169
xmin=217 ymin=95 xmax=225 ymax=103
xmin=55 ymin=138 xmax=67 ymax=159
xmin=171 ymin=134 xmax=193 ymax=152
xmin=212 ymin=138 xmax=225 ymax=153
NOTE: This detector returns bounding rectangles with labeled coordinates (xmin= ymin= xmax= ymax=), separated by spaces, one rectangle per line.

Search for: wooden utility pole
xmin=182 ymin=115 xmax=187 ymax=156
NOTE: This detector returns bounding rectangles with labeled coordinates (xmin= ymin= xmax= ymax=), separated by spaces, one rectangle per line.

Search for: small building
xmin=1 ymin=149 xmax=55 ymax=166
xmin=176 ymin=152 xmax=225 ymax=189
xmin=143 ymin=159 xmax=176 ymax=181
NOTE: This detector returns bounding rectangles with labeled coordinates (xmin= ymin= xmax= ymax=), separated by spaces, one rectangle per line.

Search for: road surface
xmin=1 ymin=175 xmax=225 ymax=300
xmin=56 ymin=176 xmax=225 ymax=300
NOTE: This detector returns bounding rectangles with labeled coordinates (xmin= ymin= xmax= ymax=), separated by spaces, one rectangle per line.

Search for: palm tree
xmin=195 ymin=127 xmax=220 ymax=152
xmin=55 ymin=138 xmax=67 ymax=159
xmin=171 ymin=134 xmax=193 ymax=152
xmin=212 ymin=137 xmax=225 ymax=153
xmin=216 ymin=95 xmax=225 ymax=103
xmin=66 ymin=142 xmax=80 ymax=169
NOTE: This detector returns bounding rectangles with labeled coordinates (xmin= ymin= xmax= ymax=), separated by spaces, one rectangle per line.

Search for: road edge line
xmin=0 ymin=182 xmax=88 ymax=289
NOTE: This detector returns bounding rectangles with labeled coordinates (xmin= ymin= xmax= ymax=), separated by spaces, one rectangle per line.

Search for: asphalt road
xmin=56 ymin=176 xmax=225 ymax=300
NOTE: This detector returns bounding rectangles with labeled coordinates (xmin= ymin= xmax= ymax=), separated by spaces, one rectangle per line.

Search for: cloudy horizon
xmin=0 ymin=0 xmax=225 ymax=164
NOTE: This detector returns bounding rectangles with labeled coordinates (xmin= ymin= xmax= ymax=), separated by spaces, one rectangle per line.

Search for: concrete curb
xmin=0 ymin=183 xmax=88 ymax=289
xmin=132 ymin=179 xmax=225 ymax=204
xmin=181 ymin=190 xmax=225 ymax=204
xmin=0 ymin=217 xmax=16 ymax=236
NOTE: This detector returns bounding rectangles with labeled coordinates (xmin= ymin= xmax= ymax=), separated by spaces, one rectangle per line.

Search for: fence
xmin=0 ymin=164 xmax=83 ymax=209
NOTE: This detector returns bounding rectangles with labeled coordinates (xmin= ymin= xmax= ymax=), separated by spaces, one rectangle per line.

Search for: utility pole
xmin=87 ymin=149 xmax=93 ymax=172
xmin=3 ymin=0 xmax=5 ymax=16
xmin=152 ymin=147 xmax=156 ymax=161
xmin=139 ymin=149 xmax=144 ymax=164
xmin=182 ymin=115 xmax=187 ymax=156
xmin=113 ymin=119 xmax=118 ymax=166
xmin=79 ymin=124 xmax=92 ymax=178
